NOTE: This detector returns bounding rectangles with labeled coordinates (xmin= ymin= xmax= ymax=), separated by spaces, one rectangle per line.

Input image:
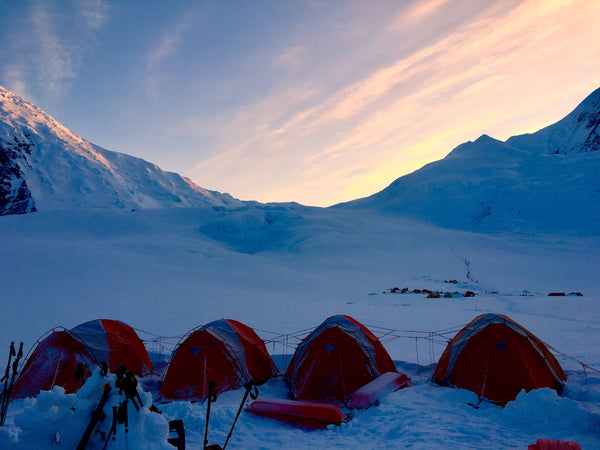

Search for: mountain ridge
xmin=338 ymin=87 xmax=600 ymax=235
xmin=507 ymin=86 xmax=600 ymax=154
xmin=0 ymin=85 xmax=243 ymax=215
xmin=2 ymin=84 xmax=599 ymax=236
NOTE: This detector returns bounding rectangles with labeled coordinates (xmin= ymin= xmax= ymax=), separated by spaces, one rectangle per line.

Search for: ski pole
xmin=0 ymin=342 xmax=21 ymax=426
xmin=1 ymin=342 xmax=15 ymax=385
xmin=0 ymin=342 xmax=15 ymax=420
xmin=203 ymin=380 xmax=217 ymax=450
xmin=222 ymin=384 xmax=258 ymax=450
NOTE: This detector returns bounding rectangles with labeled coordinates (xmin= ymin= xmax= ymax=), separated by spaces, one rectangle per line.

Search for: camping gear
xmin=201 ymin=381 xmax=258 ymax=450
xmin=158 ymin=319 xmax=277 ymax=401
xmin=167 ymin=420 xmax=185 ymax=450
xmin=203 ymin=380 xmax=218 ymax=450
xmin=432 ymin=313 xmax=566 ymax=405
xmin=247 ymin=398 xmax=346 ymax=429
xmin=223 ymin=384 xmax=258 ymax=449
xmin=346 ymin=371 xmax=411 ymax=409
xmin=0 ymin=342 xmax=16 ymax=427
xmin=76 ymin=383 xmax=111 ymax=450
xmin=285 ymin=315 xmax=402 ymax=404
xmin=115 ymin=364 xmax=143 ymax=411
xmin=0 ymin=342 xmax=23 ymax=426
xmin=11 ymin=320 xmax=152 ymax=399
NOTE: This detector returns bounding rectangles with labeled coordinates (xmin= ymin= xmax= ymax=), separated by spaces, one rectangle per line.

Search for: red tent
xmin=432 ymin=313 xmax=566 ymax=405
xmin=158 ymin=319 xmax=277 ymax=401
xmin=69 ymin=319 xmax=152 ymax=376
xmin=285 ymin=315 xmax=400 ymax=404
xmin=12 ymin=319 xmax=152 ymax=399
xmin=11 ymin=330 xmax=95 ymax=398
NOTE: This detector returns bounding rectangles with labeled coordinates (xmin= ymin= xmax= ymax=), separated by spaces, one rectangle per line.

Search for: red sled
xmin=247 ymin=398 xmax=347 ymax=429
xmin=346 ymin=372 xmax=411 ymax=409
xmin=528 ymin=439 xmax=582 ymax=450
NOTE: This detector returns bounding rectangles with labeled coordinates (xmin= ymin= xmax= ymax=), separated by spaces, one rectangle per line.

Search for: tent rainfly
xmin=12 ymin=319 xmax=152 ymax=399
xmin=158 ymin=319 xmax=278 ymax=401
xmin=285 ymin=315 xmax=404 ymax=404
xmin=432 ymin=313 xmax=566 ymax=405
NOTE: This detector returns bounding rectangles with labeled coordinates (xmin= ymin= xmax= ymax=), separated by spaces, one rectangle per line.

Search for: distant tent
xmin=285 ymin=315 xmax=401 ymax=404
xmin=158 ymin=319 xmax=278 ymax=401
xmin=12 ymin=319 xmax=152 ymax=399
xmin=432 ymin=313 xmax=566 ymax=405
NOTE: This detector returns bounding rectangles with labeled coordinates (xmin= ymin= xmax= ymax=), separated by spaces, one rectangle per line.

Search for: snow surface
xmin=0 ymin=206 xmax=598 ymax=449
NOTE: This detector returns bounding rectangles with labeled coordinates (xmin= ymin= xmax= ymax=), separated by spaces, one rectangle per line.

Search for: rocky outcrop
xmin=0 ymin=133 xmax=36 ymax=215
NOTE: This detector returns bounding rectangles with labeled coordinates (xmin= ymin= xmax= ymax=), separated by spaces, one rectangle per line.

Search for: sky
xmin=0 ymin=0 xmax=599 ymax=207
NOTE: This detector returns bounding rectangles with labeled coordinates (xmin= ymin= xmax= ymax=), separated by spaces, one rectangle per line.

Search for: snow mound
xmin=0 ymin=371 xmax=171 ymax=449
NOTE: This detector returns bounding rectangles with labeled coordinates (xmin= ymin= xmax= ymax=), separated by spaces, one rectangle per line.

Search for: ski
xmin=77 ymin=382 xmax=112 ymax=450
xmin=0 ymin=341 xmax=22 ymax=426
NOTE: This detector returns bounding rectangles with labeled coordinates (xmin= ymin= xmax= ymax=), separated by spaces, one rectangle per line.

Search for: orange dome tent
xmin=158 ymin=319 xmax=277 ymax=401
xmin=11 ymin=319 xmax=152 ymax=399
xmin=69 ymin=319 xmax=152 ymax=376
xmin=432 ymin=313 xmax=566 ymax=405
xmin=11 ymin=330 xmax=95 ymax=398
xmin=285 ymin=315 xmax=404 ymax=405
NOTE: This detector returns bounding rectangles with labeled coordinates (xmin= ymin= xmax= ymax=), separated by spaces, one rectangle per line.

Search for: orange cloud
xmin=186 ymin=0 xmax=600 ymax=206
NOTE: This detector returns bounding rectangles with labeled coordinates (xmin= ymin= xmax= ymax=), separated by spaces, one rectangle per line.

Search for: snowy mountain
xmin=3 ymin=83 xmax=600 ymax=237
xmin=0 ymin=86 xmax=243 ymax=216
xmin=340 ymin=87 xmax=600 ymax=235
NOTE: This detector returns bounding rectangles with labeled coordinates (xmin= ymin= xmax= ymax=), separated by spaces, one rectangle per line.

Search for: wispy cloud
xmin=30 ymin=3 xmax=76 ymax=94
xmin=2 ymin=67 xmax=30 ymax=99
xmin=185 ymin=0 xmax=600 ymax=206
xmin=146 ymin=32 xmax=185 ymax=71
xmin=81 ymin=0 xmax=111 ymax=30
xmin=143 ymin=9 xmax=199 ymax=97
xmin=2 ymin=0 xmax=110 ymax=99
xmin=271 ymin=45 xmax=308 ymax=70
xmin=393 ymin=0 xmax=450 ymax=27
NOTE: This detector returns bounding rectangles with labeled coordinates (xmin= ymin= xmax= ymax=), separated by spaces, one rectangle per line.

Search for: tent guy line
xmin=111 ymin=320 xmax=600 ymax=383
xmin=11 ymin=317 xmax=598 ymax=397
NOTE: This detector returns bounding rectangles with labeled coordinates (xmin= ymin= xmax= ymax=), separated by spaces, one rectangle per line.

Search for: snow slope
xmin=340 ymin=87 xmax=600 ymax=236
xmin=0 ymin=206 xmax=598 ymax=448
xmin=0 ymin=86 xmax=243 ymax=215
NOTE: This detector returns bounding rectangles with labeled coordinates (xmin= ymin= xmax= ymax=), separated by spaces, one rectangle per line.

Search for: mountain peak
xmin=571 ymin=86 xmax=600 ymax=152
xmin=574 ymin=85 xmax=600 ymax=113
xmin=0 ymin=86 xmax=244 ymax=215
xmin=340 ymin=86 xmax=600 ymax=235
xmin=475 ymin=134 xmax=494 ymax=143
xmin=507 ymin=87 xmax=600 ymax=154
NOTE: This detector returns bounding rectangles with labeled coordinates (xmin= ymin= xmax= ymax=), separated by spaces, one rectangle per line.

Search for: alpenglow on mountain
xmin=0 ymin=86 xmax=243 ymax=216
xmin=339 ymin=86 xmax=600 ymax=234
